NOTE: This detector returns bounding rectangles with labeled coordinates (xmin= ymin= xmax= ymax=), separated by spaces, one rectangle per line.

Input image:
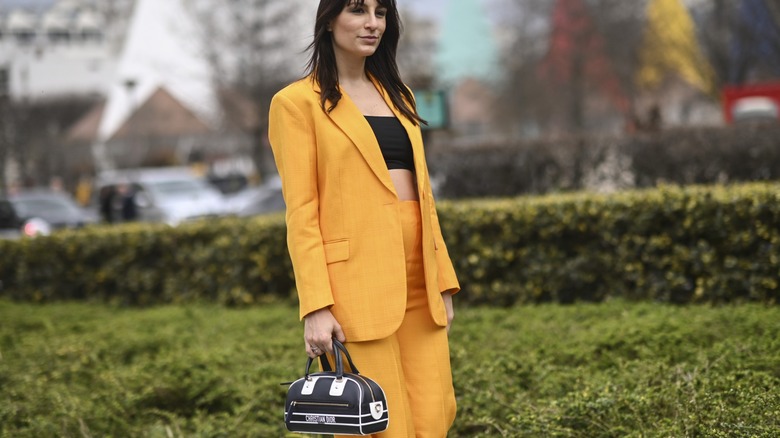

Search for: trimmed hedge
xmin=1 ymin=183 xmax=778 ymax=305
xmin=0 ymin=215 xmax=293 ymax=306
xmin=439 ymin=183 xmax=780 ymax=305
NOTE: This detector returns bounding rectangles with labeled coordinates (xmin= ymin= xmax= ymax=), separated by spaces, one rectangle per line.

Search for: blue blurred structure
xmin=730 ymin=0 xmax=780 ymax=83
xmin=435 ymin=0 xmax=499 ymax=85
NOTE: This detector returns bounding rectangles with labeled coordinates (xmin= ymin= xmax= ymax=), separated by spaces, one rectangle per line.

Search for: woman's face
xmin=330 ymin=0 xmax=387 ymax=62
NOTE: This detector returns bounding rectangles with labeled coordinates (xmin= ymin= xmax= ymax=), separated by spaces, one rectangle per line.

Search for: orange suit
xmin=269 ymin=76 xmax=459 ymax=437
xmin=268 ymin=76 xmax=460 ymax=341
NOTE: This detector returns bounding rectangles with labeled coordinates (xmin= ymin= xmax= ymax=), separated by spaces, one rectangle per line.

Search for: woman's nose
xmin=365 ymin=15 xmax=378 ymax=29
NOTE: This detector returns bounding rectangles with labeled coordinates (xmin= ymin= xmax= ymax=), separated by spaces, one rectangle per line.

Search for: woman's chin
xmin=354 ymin=45 xmax=379 ymax=57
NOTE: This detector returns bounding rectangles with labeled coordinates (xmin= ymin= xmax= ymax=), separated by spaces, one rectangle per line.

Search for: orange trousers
xmin=330 ymin=201 xmax=456 ymax=438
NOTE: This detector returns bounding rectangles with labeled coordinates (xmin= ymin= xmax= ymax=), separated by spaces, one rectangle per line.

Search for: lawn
xmin=1 ymin=299 xmax=778 ymax=437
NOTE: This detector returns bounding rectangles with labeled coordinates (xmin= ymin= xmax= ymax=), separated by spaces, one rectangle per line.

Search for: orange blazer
xmin=268 ymin=76 xmax=460 ymax=342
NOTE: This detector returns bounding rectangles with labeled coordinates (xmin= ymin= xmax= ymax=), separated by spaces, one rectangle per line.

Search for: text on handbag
xmin=306 ymin=415 xmax=336 ymax=424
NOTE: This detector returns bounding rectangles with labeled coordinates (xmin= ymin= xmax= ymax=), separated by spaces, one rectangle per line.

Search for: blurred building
xmin=66 ymin=86 xmax=258 ymax=174
xmin=0 ymin=0 xmax=132 ymax=100
xmin=0 ymin=0 xmax=261 ymax=191
xmin=0 ymin=0 xmax=134 ymax=191
xmin=397 ymin=9 xmax=438 ymax=88
xmin=434 ymin=0 xmax=501 ymax=140
xmin=88 ymin=0 xmax=220 ymax=172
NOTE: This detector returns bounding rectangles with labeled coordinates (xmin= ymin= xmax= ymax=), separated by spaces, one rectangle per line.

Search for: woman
xmin=268 ymin=1 xmax=460 ymax=436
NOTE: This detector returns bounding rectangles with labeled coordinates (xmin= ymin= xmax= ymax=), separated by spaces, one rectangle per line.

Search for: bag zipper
xmin=353 ymin=374 xmax=376 ymax=403
xmin=291 ymin=401 xmax=350 ymax=408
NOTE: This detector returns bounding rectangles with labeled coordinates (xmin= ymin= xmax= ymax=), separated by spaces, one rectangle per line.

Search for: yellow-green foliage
xmin=1 ymin=183 xmax=778 ymax=305
xmin=438 ymin=183 xmax=780 ymax=305
xmin=0 ymin=214 xmax=293 ymax=305
xmin=2 ymin=300 xmax=779 ymax=436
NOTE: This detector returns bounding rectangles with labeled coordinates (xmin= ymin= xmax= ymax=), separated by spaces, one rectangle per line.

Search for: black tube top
xmin=364 ymin=116 xmax=415 ymax=171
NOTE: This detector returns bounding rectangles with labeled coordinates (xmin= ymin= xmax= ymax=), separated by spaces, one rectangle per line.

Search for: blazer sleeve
xmin=268 ymin=92 xmax=335 ymax=319
xmin=427 ymin=184 xmax=461 ymax=295
xmin=405 ymin=86 xmax=461 ymax=295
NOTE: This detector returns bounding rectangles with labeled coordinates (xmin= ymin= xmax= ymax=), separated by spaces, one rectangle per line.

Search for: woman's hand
xmin=442 ymin=291 xmax=455 ymax=333
xmin=304 ymin=307 xmax=346 ymax=358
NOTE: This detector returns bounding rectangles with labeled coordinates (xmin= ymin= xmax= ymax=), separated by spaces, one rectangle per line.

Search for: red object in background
xmin=539 ymin=0 xmax=630 ymax=114
xmin=722 ymin=82 xmax=780 ymax=123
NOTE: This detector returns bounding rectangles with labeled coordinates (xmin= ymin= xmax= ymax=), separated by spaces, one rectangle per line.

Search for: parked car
xmin=95 ymin=167 xmax=230 ymax=225
xmin=224 ymin=176 xmax=285 ymax=217
xmin=10 ymin=189 xmax=98 ymax=230
xmin=731 ymin=96 xmax=779 ymax=124
xmin=0 ymin=198 xmax=51 ymax=239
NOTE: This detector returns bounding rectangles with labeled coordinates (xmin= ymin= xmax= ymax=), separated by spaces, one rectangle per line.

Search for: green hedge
xmin=1 ymin=183 xmax=778 ymax=305
xmin=0 ymin=215 xmax=293 ymax=306
xmin=439 ymin=183 xmax=780 ymax=305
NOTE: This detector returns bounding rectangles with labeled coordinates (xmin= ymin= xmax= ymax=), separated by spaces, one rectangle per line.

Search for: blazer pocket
xmin=323 ymin=239 xmax=350 ymax=264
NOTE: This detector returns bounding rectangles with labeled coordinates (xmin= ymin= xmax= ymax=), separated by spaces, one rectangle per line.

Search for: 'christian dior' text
xmin=306 ymin=415 xmax=336 ymax=424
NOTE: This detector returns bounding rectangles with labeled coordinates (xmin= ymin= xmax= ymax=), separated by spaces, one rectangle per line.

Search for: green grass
xmin=1 ymin=299 xmax=778 ymax=437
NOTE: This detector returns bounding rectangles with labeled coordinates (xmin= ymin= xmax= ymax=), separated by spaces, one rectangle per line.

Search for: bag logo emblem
xmin=370 ymin=401 xmax=384 ymax=420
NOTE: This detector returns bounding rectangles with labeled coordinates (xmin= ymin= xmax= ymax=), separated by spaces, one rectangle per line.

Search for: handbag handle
xmin=303 ymin=338 xmax=360 ymax=380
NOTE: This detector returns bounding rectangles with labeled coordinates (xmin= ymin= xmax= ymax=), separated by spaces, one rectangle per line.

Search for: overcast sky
xmin=2 ymin=0 xmax=454 ymax=18
xmin=397 ymin=0 xmax=448 ymax=19
xmin=0 ymin=0 xmax=53 ymax=7
xmin=0 ymin=0 xmax=708 ymax=25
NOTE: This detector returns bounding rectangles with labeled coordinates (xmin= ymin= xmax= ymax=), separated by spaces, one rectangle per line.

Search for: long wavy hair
xmin=305 ymin=0 xmax=425 ymax=126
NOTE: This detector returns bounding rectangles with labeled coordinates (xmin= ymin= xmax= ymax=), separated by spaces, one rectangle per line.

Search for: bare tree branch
xmin=184 ymin=0 xmax=301 ymax=180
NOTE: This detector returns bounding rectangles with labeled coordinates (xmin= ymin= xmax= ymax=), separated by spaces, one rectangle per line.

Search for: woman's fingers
xmin=304 ymin=308 xmax=345 ymax=357
xmin=308 ymin=344 xmax=323 ymax=357
xmin=442 ymin=291 xmax=455 ymax=333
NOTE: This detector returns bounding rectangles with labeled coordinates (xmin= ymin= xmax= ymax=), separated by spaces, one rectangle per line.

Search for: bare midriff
xmin=389 ymin=169 xmax=419 ymax=201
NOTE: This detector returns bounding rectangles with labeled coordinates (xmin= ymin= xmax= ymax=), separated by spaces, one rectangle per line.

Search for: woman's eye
xmin=350 ymin=7 xmax=364 ymax=13
xmin=376 ymin=10 xmax=387 ymax=18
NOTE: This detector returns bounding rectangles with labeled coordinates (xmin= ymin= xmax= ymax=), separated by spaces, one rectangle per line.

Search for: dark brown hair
xmin=305 ymin=0 xmax=425 ymax=125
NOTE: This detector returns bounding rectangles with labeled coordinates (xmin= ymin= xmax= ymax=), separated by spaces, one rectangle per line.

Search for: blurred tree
xmin=697 ymin=0 xmax=734 ymax=87
xmin=0 ymin=72 xmax=11 ymax=195
xmin=729 ymin=0 xmax=780 ymax=83
xmin=499 ymin=0 xmax=764 ymax=136
xmin=10 ymin=98 xmax=97 ymax=190
xmin=497 ymin=0 xmax=641 ymax=137
xmin=769 ymin=1 xmax=780 ymax=29
xmin=184 ymin=0 xmax=300 ymax=181
xmin=494 ymin=0 xmax=554 ymax=137
xmin=637 ymin=0 xmax=717 ymax=96
xmin=588 ymin=0 xmax=645 ymax=107
xmin=540 ymin=0 xmax=630 ymax=131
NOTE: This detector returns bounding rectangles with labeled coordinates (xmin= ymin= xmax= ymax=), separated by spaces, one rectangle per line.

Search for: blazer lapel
xmin=314 ymin=80 xmax=396 ymax=196
xmin=375 ymin=82 xmax=428 ymax=197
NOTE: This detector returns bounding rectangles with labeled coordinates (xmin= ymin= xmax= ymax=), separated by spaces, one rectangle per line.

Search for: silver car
xmin=96 ymin=167 xmax=230 ymax=226
xmin=10 ymin=189 xmax=97 ymax=230
xmin=0 ymin=198 xmax=51 ymax=239
xmin=224 ymin=176 xmax=285 ymax=217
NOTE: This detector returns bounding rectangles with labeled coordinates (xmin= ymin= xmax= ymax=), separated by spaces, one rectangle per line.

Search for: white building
xmin=0 ymin=0 xmax=133 ymax=100
xmin=1 ymin=0 xmax=317 ymax=191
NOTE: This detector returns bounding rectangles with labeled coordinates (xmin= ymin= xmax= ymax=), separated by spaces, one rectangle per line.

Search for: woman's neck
xmin=335 ymin=53 xmax=369 ymax=86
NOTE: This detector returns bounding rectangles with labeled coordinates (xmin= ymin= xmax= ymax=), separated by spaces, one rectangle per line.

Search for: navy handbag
xmin=284 ymin=339 xmax=389 ymax=435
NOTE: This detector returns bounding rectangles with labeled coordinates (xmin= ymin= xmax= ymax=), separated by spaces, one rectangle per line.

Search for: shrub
xmin=2 ymin=300 xmax=778 ymax=437
xmin=0 ymin=215 xmax=294 ymax=306
xmin=1 ymin=183 xmax=778 ymax=306
xmin=438 ymin=183 xmax=780 ymax=305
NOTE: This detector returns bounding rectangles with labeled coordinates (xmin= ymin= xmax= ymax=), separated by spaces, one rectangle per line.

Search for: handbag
xmin=283 ymin=338 xmax=389 ymax=435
